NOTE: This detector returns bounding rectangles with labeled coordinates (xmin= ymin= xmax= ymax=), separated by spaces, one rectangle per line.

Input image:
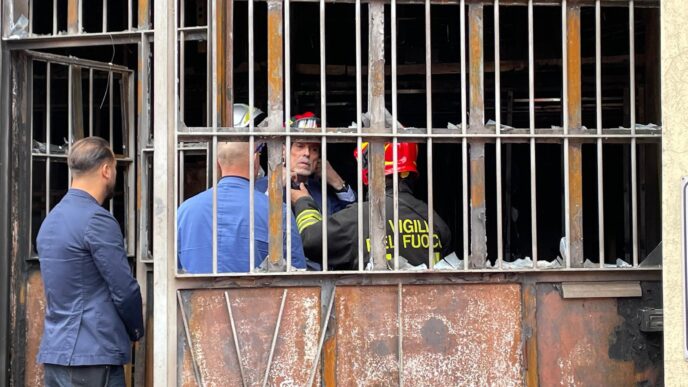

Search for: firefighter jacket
xmin=294 ymin=180 xmax=453 ymax=270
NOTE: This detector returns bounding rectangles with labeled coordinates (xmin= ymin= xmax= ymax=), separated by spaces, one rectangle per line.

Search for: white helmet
xmin=233 ymin=103 xmax=264 ymax=127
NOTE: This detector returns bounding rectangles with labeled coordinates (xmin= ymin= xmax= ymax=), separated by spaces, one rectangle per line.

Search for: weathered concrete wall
xmin=661 ymin=1 xmax=688 ymax=385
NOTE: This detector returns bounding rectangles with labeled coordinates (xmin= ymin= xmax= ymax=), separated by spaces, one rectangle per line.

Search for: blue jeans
xmin=43 ymin=364 xmax=125 ymax=387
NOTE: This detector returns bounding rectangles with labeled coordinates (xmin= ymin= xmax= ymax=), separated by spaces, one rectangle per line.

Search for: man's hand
xmin=319 ymin=160 xmax=346 ymax=191
xmin=290 ymin=182 xmax=311 ymax=205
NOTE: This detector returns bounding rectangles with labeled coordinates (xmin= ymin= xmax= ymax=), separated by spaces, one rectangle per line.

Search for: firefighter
xmin=291 ymin=142 xmax=453 ymax=270
xmin=255 ymin=112 xmax=356 ymax=215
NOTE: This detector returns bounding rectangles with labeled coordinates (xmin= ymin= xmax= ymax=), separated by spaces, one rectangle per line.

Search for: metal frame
xmin=0 ymin=3 xmax=10 ymax=384
xmin=169 ymin=0 xmax=661 ymax=278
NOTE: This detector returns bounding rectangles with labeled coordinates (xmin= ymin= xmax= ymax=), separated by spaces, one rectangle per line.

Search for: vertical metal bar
xmin=46 ymin=63 xmax=51 ymax=214
xmin=262 ymin=289 xmax=288 ymax=387
xmin=565 ymin=0 xmax=584 ymax=267
xmin=68 ymin=66 xmax=73 ymax=184
xmin=356 ymin=0 xmax=364 ymax=271
xmin=179 ymin=17 xmax=185 ymax=123
xmin=468 ymin=4 xmax=486 ymax=269
xmin=103 ymin=0 xmax=108 ymax=33
xmin=179 ymin=150 xmax=185 ymax=203
xmin=212 ymin=137 xmax=218 ymax=274
xmin=320 ymin=0 xmax=328 ymax=271
xmin=206 ymin=0 xmax=212 ymax=125
xmin=494 ymin=0 xmax=504 ymax=269
xmin=128 ymin=0 xmax=133 ymax=30
xmin=528 ymin=0 xmax=537 ymax=264
xmin=307 ymin=288 xmax=336 ymax=386
xmin=629 ymin=0 xmax=638 ymax=266
xmin=224 ymin=292 xmax=248 ymax=387
xmin=248 ymin=0 xmax=256 ymax=272
xmin=126 ymin=73 xmax=136 ymax=253
xmin=88 ymin=68 xmax=93 ymax=137
xmin=285 ymin=0 xmax=292 ymax=270
xmin=108 ymin=71 xmax=114 ymax=213
xmin=425 ymin=0 xmax=435 ymax=268
xmin=139 ymin=0 xmax=151 ymax=29
xmin=596 ymin=0 xmax=604 ymax=267
xmin=67 ymin=0 xmax=78 ymax=34
xmin=153 ymin=0 xmax=178 ymax=383
xmin=460 ymin=0 xmax=469 ymax=268
xmin=368 ymin=0 xmax=386 ymax=270
xmin=397 ymin=283 xmax=404 ymax=385
xmin=29 ymin=0 xmax=33 ymax=34
xmin=53 ymin=0 xmax=58 ymax=35
xmin=267 ymin=0 xmax=285 ymax=270
xmin=391 ymin=0 xmax=400 ymax=270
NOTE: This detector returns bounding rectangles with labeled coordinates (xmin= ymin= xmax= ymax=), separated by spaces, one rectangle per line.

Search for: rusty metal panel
xmin=178 ymin=287 xmax=321 ymax=386
xmin=536 ymin=283 xmax=660 ymax=386
xmin=24 ymin=269 xmax=45 ymax=387
xmin=335 ymin=284 xmax=523 ymax=386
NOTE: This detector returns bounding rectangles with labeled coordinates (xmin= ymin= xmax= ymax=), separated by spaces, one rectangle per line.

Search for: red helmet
xmin=354 ymin=142 xmax=418 ymax=185
xmin=287 ymin=112 xmax=320 ymax=128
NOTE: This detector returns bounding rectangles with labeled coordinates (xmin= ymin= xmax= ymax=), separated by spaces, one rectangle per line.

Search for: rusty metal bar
xmin=596 ymin=0 xmax=604 ymax=267
xmin=629 ymin=0 xmax=638 ymax=266
xmin=179 ymin=2 xmax=185 ymax=123
xmin=177 ymin=292 xmax=204 ymax=386
xmin=307 ymin=288 xmax=336 ymax=386
xmin=320 ymin=0 xmax=329 ymax=271
xmin=565 ymin=0 xmax=584 ymax=267
xmin=468 ymin=4 xmax=486 ymax=269
xmin=368 ymin=0 xmax=386 ymax=270
xmin=152 ymin=0 xmax=178 ymax=382
xmin=71 ymin=66 xmax=83 ymax=140
xmin=494 ymin=0 xmax=504 ymax=268
xmin=391 ymin=0 xmax=400 ymax=270
xmin=528 ymin=0 xmax=538 ymax=264
xmin=356 ymin=0 xmax=364 ymax=271
xmin=224 ymin=291 xmax=248 ymax=387
xmin=425 ymin=0 xmax=435 ymax=268
xmin=267 ymin=0 xmax=285 ymax=270
xmin=460 ymin=0 xmax=469 ymax=266
xmin=139 ymin=0 xmax=151 ymax=28
xmin=262 ymin=289 xmax=288 ymax=387
xmin=67 ymin=0 xmax=78 ymax=34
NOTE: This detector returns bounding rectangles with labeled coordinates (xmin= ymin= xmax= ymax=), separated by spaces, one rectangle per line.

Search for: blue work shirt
xmin=36 ymin=189 xmax=144 ymax=366
xmin=256 ymin=175 xmax=355 ymax=216
xmin=177 ymin=176 xmax=307 ymax=273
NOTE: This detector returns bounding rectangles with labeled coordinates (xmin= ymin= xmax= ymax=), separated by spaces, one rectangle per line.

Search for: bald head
xmin=217 ymin=142 xmax=259 ymax=178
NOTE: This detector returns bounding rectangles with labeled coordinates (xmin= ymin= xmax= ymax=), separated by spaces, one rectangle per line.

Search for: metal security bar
xmin=170 ymin=0 xmax=661 ymax=278
xmin=26 ymin=52 xmax=136 ymax=258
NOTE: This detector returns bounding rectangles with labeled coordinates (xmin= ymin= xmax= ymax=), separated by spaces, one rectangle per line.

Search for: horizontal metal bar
xmin=182 ymin=0 xmax=657 ymax=7
xmin=31 ymin=153 xmax=134 ymax=162
xmin=177 ymin=131 xmax=661 ymax=140
xmin=4 ymin=31 xmax=153 ymax=50
xmin=22 ymin=51 xmax=132 ymax=73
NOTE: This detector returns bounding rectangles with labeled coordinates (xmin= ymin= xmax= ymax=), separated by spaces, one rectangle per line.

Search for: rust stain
xmin=536 ymin=284 xmax=637 ymax=386
xmin=179 ymin=288 xmax=321 ymax=386
xmin=25 ymin=269 xmax=46 ymax=387
xmin=336 ymin=285 xmax=522 ymax=386
xmin=268 ymin=163 xmax=284 ymax=265
xmin=138 ymin=0 xmax=150 ymax=28
xmin=468 ymin=5 xmax=484 ymax=130
xmin=324 ymin=337 xmax=336 ymax=386
xmin=266 ymin=6 xmax=284 ymax=108
xmin=566 ymin=2 xmax=582 ymax=131
xmin=523 ymin=282 xmax=539 ymax=387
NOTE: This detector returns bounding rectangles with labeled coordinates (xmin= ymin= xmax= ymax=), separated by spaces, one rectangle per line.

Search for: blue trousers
xmin=43 ymin=364 xmax=125 ymax=387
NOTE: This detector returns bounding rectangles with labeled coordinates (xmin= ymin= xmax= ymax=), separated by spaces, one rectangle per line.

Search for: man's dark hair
xmin=68 ymin=136 xmax=115 ymax=176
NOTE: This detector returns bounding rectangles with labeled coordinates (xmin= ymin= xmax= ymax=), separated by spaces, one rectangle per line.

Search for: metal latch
xmin=639 ymin=308 xmax=663 ymax=332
